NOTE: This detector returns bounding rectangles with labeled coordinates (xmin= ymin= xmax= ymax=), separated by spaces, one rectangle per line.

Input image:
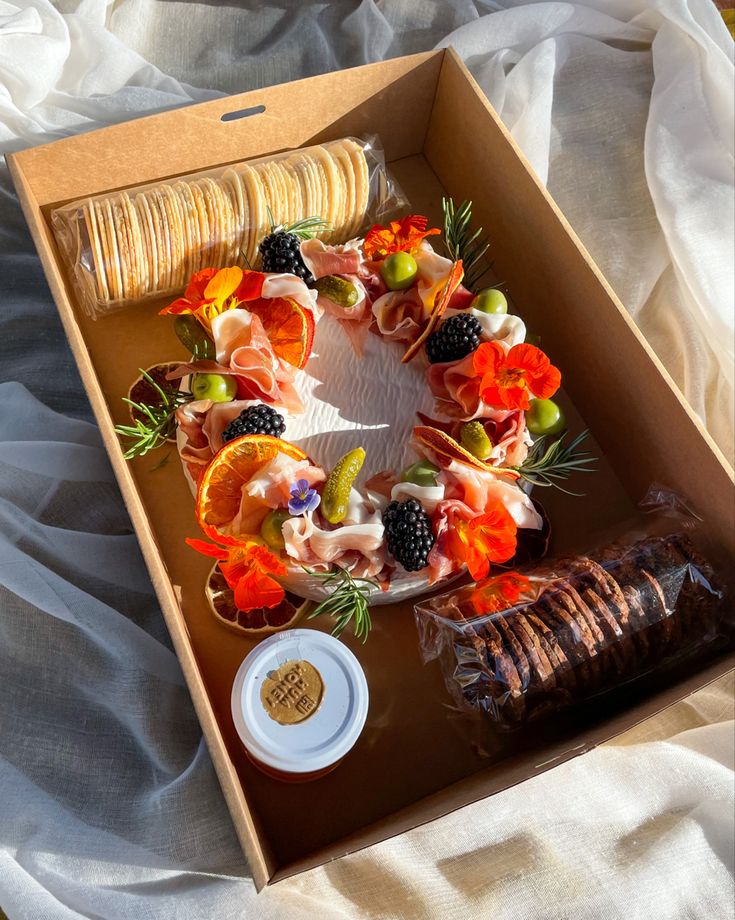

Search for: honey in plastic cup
xmin=231 ymin=629 xmax=369 ymax=782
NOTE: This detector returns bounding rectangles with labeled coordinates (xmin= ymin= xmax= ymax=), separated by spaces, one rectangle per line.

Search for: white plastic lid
xmin=231 ymin=629 xmax=369 ymax=774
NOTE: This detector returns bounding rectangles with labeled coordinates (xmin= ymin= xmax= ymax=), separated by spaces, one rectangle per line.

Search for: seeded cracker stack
xmin=440 ymin=534 xmax=726 ymax=727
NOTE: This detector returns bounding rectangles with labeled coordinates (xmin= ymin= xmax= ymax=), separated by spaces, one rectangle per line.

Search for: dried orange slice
xmin=196 ymin=434 xmax=307 ymax=545
xmin=248 ymin=296 xmax=315 ymax=369
xmin=206 ymin=564 xmax=311 ymax=636
xmin=127 ymin=361 xmax=182 ymax=438
xmin=402 ymin=260 xmax=464 ymax=364
xmin=413 ymin=425 xmax=521 ymax=479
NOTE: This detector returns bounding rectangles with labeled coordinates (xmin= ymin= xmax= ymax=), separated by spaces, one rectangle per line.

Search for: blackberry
xmin=382 ymin=499 xmax=435 ymax=572
xmin=425 ymin=313 xmax=482 ymax=364
xmin=221 ymin=404 xmax=286 ymax=443
xmin=259 ymin=231 xmax=314 ymax=283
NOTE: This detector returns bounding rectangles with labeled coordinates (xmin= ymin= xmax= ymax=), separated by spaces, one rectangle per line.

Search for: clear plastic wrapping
xmin=51 ymin=135 xmax=407 ymax=319
xmin=415 ymin=506 xmax=731 ymax=730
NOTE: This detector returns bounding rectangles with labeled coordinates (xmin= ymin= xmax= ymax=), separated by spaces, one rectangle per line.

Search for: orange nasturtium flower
xmin=186 ymin=538 xmax=287 ymax=611
xmin=470 ymin=572 xmax=533 ymax=616
xmin=363 ymin=214 xmax=440 ymax=260
xmin=447 ymin=499 xmax=518 ymax=582
xmin=473 ymin=342 xmax=561 ymax=412
xmin=160 ymin=266 xmax=266 ymax=335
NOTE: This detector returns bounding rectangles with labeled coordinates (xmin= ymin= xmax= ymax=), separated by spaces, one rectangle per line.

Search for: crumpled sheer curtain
xmin=0 ymin=2 xmax=732 ymax=918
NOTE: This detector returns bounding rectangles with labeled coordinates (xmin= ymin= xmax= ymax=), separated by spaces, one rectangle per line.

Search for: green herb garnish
xmin=305 ymin=566 xmax=378 ymax=641
xmin=441 ymin=197 xmax=490 ymax=291
xmin=114 ymin=368 xmax=192 ymax=460
xmin=514 ymin=430 xmax=596 ymax=495
xmin=266 ymin=206 xmax=331 ymax=239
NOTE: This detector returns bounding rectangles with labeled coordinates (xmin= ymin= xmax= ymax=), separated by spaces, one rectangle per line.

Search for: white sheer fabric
xmin=0 ymin=1 xmax=732 ymax=918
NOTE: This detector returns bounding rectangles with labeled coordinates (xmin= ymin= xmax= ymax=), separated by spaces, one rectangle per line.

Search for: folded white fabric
xmin=0 ymin=1 xmax=732 ymax=919
xmin=438 ymin=0 xmax=735 ymax=461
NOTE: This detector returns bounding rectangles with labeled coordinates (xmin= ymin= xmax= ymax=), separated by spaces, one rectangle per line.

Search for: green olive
xmin=260 ymin=509 xmax=291 ymax=551
xmin=313 ymin=275 xmax=359 ymax=309
xmin=174 ymin=314 xmax=215 ymax=359
xmin=526 ymin=398 xmax=566 ymax=436
xmin=400 ymin=459 xmax=440 ymax=488
xmin=380 ymin=252 xmax=418 ymax=291
xmin=191 ymin=373 xmax=237 ymax=402
xmin=471 ymin=288 xmax=508 ymax=315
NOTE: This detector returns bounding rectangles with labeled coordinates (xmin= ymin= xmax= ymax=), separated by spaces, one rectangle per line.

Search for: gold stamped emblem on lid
xmin=260 ymin=659 xmax=324 ymax=725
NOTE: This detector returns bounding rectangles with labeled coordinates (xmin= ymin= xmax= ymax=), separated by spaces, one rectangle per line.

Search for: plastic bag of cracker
xmin=51 ymin=135 xmax=408 ymax=319
xmin=414 ymin=488 xmax=732 ymax=732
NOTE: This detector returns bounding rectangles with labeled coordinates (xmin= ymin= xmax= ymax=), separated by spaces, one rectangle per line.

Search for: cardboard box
xmin=8 ymin=49 xmax=734 ymax=889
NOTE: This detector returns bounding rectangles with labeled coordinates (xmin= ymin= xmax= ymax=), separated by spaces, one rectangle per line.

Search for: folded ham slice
xmin=427 ymin=499 xmax=475 ymax=583
xmin=372 ymin=287 xmax=425 ymax=343
xmin=175 ymin=398 xmax=260 ymax=485
xmin=426 ymin=309 xmax=527 ymax=419
xmin=282 ymin=507 xmax=386 ymax=578
xmin=440 ymin=461 xmax=542 ymax=530
xmin=212 ymin=310 xmax=304 ymax=414
xmin=415 ymin=409 xmax=531 ymax=469
xmin=230 ymin=453 xmax=325 ymax=537
xmin=300 ymin=238 xmax=363 ymax=280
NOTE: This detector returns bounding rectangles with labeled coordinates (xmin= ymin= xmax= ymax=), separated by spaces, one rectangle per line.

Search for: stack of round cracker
xmin=76 ymin=138 xmax=371 ymax=308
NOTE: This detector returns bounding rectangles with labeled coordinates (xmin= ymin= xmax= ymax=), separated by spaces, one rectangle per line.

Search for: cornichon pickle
xmin=313 ymin=275 xmax=359 ymax=309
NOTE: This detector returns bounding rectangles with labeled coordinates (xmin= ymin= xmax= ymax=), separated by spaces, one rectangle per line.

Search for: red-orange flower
xmin=473 ymin=342 xmax=561 ymax=411
xmin=363 ymin=215 xmax=440 ymax=260
xmin=160 ymin=266 xmax=266 ymax=335
xmin=446 ymin=499 xmax=518 ymax=581
xmin=470 ymin=572 xmax=533 ymax=615
xmin=186 ymin=538 xmax=287 ymax=611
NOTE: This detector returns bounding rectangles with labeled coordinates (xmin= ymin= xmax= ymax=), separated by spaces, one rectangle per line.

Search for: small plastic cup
xmin=231 ymin=629 xmax=369 ymax=782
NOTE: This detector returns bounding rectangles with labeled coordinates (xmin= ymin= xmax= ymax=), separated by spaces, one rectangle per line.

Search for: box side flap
xmin=6 ymin=155 xmax=276 ymax=891
xmin=8 ymin=51 xmax=444 ymax=208
xmin=269 ymin=654 xmax=734 ymax=883
xmin=425 ymin=48 xmax=734 ymax=561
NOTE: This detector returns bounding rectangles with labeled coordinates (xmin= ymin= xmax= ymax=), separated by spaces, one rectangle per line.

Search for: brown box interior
xmin=8 ymin=49 xmax=734 ymax=888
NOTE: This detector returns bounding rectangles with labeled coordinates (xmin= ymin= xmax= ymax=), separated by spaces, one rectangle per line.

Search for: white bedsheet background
xmin=0 ymin=2 xmax=732 ymax=918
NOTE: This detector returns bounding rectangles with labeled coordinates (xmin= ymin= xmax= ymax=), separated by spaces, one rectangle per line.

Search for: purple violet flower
xmin=288 ymin=478 xmax=320 ymax=516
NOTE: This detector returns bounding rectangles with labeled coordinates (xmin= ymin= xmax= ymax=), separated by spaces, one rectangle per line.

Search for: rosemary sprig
xmin=305 ymin=566 xmax=378 ymax=642
xmin=266 ymin=206 xmax=331 ymax=239
xmin=114 ymin=369 xmax=192 ymax=460
xmin=441 ymin=197 xmax=491 ymax=291
xmin=514 ymin=430 xmax=597 ymax=496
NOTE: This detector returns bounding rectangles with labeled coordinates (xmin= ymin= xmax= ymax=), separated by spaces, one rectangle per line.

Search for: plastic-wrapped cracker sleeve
xmin=51 ymin=135 xmax=407 ymax=319
xmin=415 ymin=510 xmax=731 ymax=730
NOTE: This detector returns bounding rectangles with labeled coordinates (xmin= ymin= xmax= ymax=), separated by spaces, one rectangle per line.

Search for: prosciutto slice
xmin=415 ymin=410 xmax=531 ymax=469
xmin=371 ymin=241 xmax=464 ymax=344
xmin=261 ymin=272 xmax=320 ymax=320
xmin=428 ymin=351 xmax=499 ymax=419
xmin=372 ymin=287 xmax=425 ymax=343
xmin=175 ymin=398 xmax=259 ymax=485
xmin=440 ymin=461 xmax=542 ymax=529
xmin=426 ymin=309 xmax=527 ymax=419
xmin=300 ymin=238 xmax=363 ymax=280
xmin=212 ymin=310 xmax=304 ymax=413
xmin=282 ymin=509 xmax=386 ymax=577
xmin=389 ymin=480 xmax=445 ymax=513
xmin=243 ymin=455 xmax=325 ymax=507
xmin=427 ymin=499 xmax=475 ymax=583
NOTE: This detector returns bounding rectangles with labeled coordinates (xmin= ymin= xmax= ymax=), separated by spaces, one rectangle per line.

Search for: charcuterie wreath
xmin=116 ymin=164 xmax=594 ymax=641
